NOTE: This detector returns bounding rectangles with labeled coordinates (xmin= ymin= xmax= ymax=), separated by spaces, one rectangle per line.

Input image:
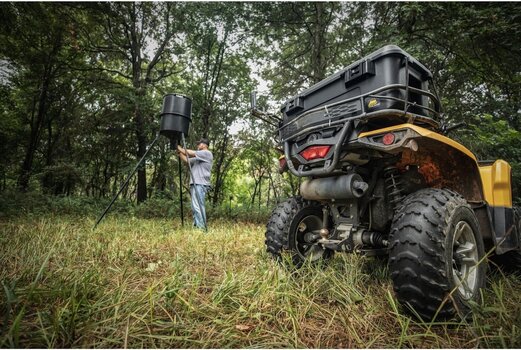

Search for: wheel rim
xmin=294 ymin=214 xmax=325 ymax=262
xmin=451 ymin=221 xmax=479 ymax=300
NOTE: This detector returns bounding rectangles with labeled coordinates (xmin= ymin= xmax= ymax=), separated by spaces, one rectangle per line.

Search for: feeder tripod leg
xmin=181 ymin=133 xmax=207 ymax=232
xmin=93 ymin=133 xmax=161 ymax=230
xmin=178 ymin=153 xmax=184 ymax=226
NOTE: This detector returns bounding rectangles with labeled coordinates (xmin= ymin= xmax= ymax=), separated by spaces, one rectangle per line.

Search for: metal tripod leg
xmin=93 ymin=133 xmax=161 ymax=230
xmin=178 ymin=153 xmax=184 ymax=226
xmin=181 ymin=133 xmax=207 ymax=231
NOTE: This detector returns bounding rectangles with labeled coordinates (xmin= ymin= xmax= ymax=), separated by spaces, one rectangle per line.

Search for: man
xmin=177 ymin=138 xmax=213 ymax=230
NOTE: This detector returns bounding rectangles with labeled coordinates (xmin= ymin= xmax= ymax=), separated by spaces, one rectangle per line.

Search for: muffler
xmin=300 ymin=174 xmax=368 ymax=200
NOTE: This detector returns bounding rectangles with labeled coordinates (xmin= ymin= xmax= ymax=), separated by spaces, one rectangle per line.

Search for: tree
xmin=366 ymin=2 xmax=521 ymax=198
xmin=0 ymin=3 xmax=83 ymax=191
xmin=0 ymin=2 xmax=519 ymax=209
xmin=368 ymin=2 xmax=521 ymax=126
xmin=250 ymin=2 xmax=370 ymax=101
xmin=79 ymin=2 xmax=188 ymax=202
xmin=181 ymin=3 xmax=255 ymax=205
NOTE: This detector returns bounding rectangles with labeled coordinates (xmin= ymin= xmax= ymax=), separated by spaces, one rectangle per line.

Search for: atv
xmin=255 ymin=45 xmax=520 ymax=321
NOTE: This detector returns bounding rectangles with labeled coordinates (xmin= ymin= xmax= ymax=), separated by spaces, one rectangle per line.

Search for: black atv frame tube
xmin=284 ymin=120 xmax=353 ymax=177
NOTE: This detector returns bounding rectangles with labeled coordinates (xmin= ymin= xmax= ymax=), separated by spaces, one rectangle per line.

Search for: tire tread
xmin=388 ymin=188 xmax=484 ymax=320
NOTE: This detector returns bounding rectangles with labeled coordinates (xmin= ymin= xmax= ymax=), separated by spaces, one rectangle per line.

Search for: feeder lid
xmin=163 ymin=93 xmax=192 ymax=101
xmin=161 ymin=94 xmax=192 ymax=119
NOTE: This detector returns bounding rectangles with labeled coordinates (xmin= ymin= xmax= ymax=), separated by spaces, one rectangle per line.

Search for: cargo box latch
xmin=284 ymin=96 xmax=304 ymax=116
xmin=345 ymin=59 xmax=375 ymax=86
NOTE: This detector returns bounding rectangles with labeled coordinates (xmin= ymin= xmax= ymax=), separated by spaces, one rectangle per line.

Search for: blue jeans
xmin=190 ymin=184 xmax=210 ymax=229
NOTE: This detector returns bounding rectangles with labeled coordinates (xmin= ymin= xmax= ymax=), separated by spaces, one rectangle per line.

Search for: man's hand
xmin=177 ymin=145 xmax=188 ymax=163
xmin=177 ymin=144 xmax=196 ymax=157
xmin=177 ymin=149 xmax=188 ymax=163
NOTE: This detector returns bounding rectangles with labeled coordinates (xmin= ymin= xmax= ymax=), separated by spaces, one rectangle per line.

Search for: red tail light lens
xmin=299 ymin=145 xmax=331 ymax=161
xmin=382 ymin=133 xmax=395 ymax=145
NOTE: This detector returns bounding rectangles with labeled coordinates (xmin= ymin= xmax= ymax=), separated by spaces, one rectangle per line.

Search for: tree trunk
xmin=17 ymin=24 xmax=64 ymax=191
xmin=267 ymin=171 xmax=279 ymax=204
xmin=130 ymin=2 xmax=148 ymax=203
xmin=201 ymin=31 xmax=228 ymax=138
xmin=311 ymin=2 xmax=327 ymax=84
xmin=266 ymin=180 xmax=270 ymax=207
xmin=250 ymin=180 xmax=259 ymax=207
xmin=258 ymin=177 xmax=262 ymax=210
xmin=18 ymin=74 xmax=51 ymax=191
xmin=212 ymin=132 xmax=230 ymax=206
xmin=135 ymin=108 xmax=148 ymax=203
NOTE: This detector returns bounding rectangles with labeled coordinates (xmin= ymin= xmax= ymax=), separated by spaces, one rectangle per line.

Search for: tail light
xmin=299 ymin=145 xmax=331 ymax=161
xmin=382 ymin=133 xmax=395 ymax=145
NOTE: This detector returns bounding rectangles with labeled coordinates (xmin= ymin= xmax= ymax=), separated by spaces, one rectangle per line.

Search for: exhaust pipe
xmin=300 ymin=174 xmax=368 ymax=201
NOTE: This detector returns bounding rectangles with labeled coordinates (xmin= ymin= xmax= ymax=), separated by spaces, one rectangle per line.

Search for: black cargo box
xmin=280 ymin=45 xmax=438 ymax=138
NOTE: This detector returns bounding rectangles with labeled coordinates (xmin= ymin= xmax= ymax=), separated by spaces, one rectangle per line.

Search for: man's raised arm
xmin=177 ymin=145 xmax=196 ymax=157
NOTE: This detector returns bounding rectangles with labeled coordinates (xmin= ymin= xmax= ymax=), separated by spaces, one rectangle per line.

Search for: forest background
xmin=1 ymin=2 xmax=520 ymax=217
xmin=1 ymin=2 xmax=521 ymax=348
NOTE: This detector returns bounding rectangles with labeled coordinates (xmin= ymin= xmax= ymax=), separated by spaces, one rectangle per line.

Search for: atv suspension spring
xmin=384 ymin=166 xmax=404 ymax=211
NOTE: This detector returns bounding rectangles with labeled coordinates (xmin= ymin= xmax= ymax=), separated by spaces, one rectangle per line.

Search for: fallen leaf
xmin=235 ymin=324 xmax=254 ymax=331
xmin=145 ymin=262 xmax=157 ymax=272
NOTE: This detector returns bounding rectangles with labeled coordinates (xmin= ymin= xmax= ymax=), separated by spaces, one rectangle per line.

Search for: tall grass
xmin=0 ymin=190 xmax=272 ymax=223
xmin=1 ymin=214 xmax=520 ymax=348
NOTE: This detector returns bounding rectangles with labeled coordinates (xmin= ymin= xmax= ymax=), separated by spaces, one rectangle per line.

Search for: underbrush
xmin=0 ymin=191 xmax=272 ymax=223
xmin=1 ymin=215 xmax=521 ymax=348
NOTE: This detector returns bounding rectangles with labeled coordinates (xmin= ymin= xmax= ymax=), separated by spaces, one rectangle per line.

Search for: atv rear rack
xmin=281 ymin=83 xmax=441 ymax=177
xmin=279 ymin=82 xmax=441 ymax=143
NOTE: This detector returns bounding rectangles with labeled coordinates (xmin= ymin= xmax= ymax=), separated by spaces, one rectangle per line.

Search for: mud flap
xmin=491 ymin=206 xmax=519 ymax=254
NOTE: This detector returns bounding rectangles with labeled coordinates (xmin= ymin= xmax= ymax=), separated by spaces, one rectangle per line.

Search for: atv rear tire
xmin=388 ymin=188 xmax=487 ymax=320
xmin=265 ymin=196 xmax=333 ymax=268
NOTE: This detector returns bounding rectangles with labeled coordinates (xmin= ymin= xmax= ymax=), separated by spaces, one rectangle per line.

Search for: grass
xmin=1 ymin=214 xmax=521 ymax=348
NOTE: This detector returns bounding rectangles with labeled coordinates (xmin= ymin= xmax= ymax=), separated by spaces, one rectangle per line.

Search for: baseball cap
xmin=196 ymin=138 xmax=210 ymax=147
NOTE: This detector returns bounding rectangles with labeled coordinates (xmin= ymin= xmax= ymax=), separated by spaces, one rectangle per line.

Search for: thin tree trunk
xmin=267 ymin=171 xmax=279 ymax=203
xmin=258 ymin=177 xmax=262 ymax=210
xmin=212 ymin=132 xmax=230 ymax=206
xmin=18 ymin=77 xmax=50 ymax=191
xmin=18 ymin=28 xmax=63 ymax=191
xmin=250 ymin=180 xmax=259 ymax=207
xmin=266 ymin=179 xmax=270 ymax=207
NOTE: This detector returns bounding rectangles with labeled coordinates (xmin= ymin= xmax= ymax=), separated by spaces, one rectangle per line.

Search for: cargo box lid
xmin=280 ymin=45 xmax=433 ymax=112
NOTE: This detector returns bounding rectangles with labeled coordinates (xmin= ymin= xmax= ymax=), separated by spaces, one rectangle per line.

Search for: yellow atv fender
xmin=358 ymin=123 xmax=518 ymax=254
